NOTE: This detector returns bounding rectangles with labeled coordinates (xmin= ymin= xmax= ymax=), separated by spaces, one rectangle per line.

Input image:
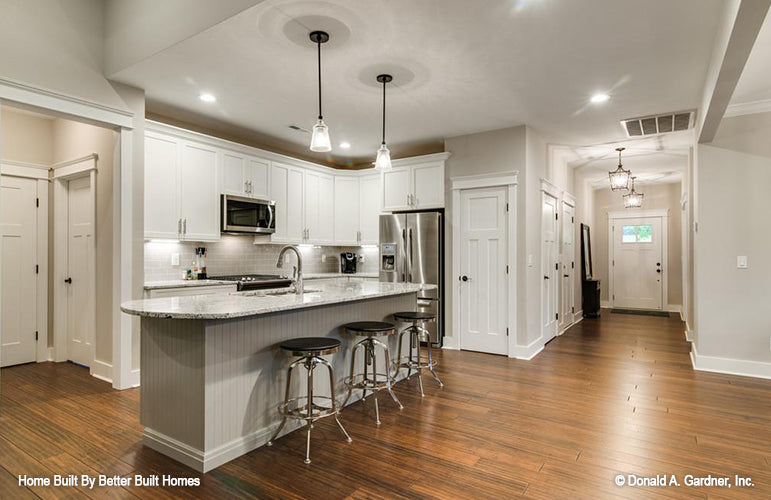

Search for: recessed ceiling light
xmin=339 ymin=141 xmax=351 ymax=149
xmin=199 ymin=93 xmax=216 ymax=103
xmin=590 ymin=93 xmax=610 ymax=104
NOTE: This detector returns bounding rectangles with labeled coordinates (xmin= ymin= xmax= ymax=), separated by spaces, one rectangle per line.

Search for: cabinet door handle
xmin=178 ymin=218 xmax=182 ymax=235
xmin=414 ymin=196 xmax=419 ymax=207
xmin=245 ymin=181 xmax=248 ymax=193
xmin=248 ymin=181 xmax=252 ymax=193
xmin=183 ymin=218 xmax=187 ymax=235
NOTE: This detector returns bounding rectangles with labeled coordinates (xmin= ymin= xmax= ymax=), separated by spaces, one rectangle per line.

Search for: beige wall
xmin=0 ymin=109 xmax=54 ymax=165
xmin=53 ymin=119 xmax=117 ymax=364
xmin=593 ymin=182 xmax=683 ymax=306
xmin=711 ymin=111 xmax=771 ymax=159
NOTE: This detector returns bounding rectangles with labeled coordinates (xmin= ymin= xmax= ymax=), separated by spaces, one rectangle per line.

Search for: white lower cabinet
xmin=145 ymin=132 xmax=219 ymax=241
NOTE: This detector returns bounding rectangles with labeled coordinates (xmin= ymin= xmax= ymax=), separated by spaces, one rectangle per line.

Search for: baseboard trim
xmin=129 ymin=368 xmax=140 ymax=387
xmin=573 ymin=310 xmax=584 ymax=324
xmin=600 ymin=300 xmax=610 ymax=309
xmin=512 ymin=337 xmax=544 ymax=360
xmin=90 ymin=359 xmax=113 ymax=383
xmin=690 ymin=343 xmax=771 ymax=380
xmin=684 ymin=330 xmax=694 ymax=342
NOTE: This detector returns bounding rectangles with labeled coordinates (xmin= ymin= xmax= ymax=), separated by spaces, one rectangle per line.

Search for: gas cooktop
xmin=209 ymin=274 xmax=293 ymax=291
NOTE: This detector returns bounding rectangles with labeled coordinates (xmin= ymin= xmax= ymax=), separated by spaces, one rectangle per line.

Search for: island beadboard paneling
xmin=140 ymin=292 xmax=416 ymax=472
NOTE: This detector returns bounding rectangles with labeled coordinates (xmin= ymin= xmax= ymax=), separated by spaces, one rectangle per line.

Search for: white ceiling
xmin=730 ymin=11 xmax=771 ymax=106
xmin=110 ymin=0 xmax=723 ymax=166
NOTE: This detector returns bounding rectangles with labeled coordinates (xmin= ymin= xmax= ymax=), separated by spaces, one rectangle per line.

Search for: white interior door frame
xmin=608 ymin=209 xmax=669 ymax=310
xmin=1 ymin=85 xmax=136 ymax=390
xmin=450 ymin=172 xmax=518 ymax=357
xmin=0 ymin=162 xmax=50 ymax=363
xmin=53 ymin=156 xmax=97 ymax=369
xmin=540 ymin=179 xmax=561 ymax=344
xmin=559 ymin=191 xmax=576 ymax=334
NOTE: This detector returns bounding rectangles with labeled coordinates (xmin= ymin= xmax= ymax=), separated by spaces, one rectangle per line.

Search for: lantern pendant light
xmin=309 ymin=31 xmax=331 ymax=152
xmin=623 ymin=176 xmax=644 ymax=208
xmin=608 ymin=147 xmax=631 ymax=191
xmin=374 ymin=74 xmax=393 ymax=170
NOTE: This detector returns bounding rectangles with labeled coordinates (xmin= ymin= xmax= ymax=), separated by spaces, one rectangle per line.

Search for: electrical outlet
xmin=321 ymin=254 xmax=326 ymax=263
xmin=171 ymin=253 xmax=180 ymax=266
xmin=737 ymin=256 xmax=748 ymax=269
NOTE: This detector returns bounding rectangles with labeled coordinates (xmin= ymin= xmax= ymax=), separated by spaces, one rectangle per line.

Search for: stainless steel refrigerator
xmin=379 ymin=211 xmax=444 ymax=345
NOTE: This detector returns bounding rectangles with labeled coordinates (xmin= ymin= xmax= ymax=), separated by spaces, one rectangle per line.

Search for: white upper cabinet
xmin=381 ymin=154 xmax=448 ymax=211
xmin=270 ymin=162 xmax=304 ymax=243
xmin=145 ymin=132 xmax=219 ymax=242
xmin=358 ymin=173 xmax=381 ymax=244
xmin=334 ymin=176 xmax=360 ymax=245
xmin=221 ymin=152 xmax=270 ymax=198
xmin=412 ymin=162 xmax=445 ymax=208
xmin=179 ymin=141 xmax=219 ymax=241
xmin=304 ymin=170 xmax=334 ymax=245
xmin=382 ymin=168 xmax=412 ymax=211
xmin=145 ymin=134 xmax=180 ymax=239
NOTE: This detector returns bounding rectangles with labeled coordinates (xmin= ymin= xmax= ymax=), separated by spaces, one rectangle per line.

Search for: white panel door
xmin=1 ymin=176 xmax=37 ymax=367
xmin=245 ymin=157 xmax=270 ymax=199
xmin=382 ymin=168 xmax=411 ymax=211
xmin=221 ymin=151 xmax=246 ymax=196
xmin=542 ymin=192 xmax=559 ymax=343
xmin=144 ymin=134 xmax=180 ymax=239
xmin=67 ymin=176 xmax=94 ymax=367
xmin=459 ymin=187 xmax=508 ymax=355
xmin=559 ymin=202 xmax=575 ymax=332
xmin=334 ymin=176 xmax=359 ymax=245
xmin=179 ymin=142 xmax=219 ymax=241
xmin=359 ymin=173 xmax=381 ymax=244
xmin=412 ymin=163 xmax=444 ymax=208
xmin=612 ymin=217 xmax=663 ymax=310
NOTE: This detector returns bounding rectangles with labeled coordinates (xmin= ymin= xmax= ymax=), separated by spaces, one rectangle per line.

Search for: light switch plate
xmin=171 ymin=253 xmax=180 ymax=266
xmin=737 ymin=256 xmax=748 ymax=269
xmin=527 ymin=254 xmax=534 ymax=268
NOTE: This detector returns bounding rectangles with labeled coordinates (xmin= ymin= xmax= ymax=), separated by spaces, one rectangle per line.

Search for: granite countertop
xmin=144 ymin=279 xmax=237 ymax=290
xmin=304 ymin=272 xmax=379 ymax=279
xmin=122 ymin=281 xmax=434 ymax=320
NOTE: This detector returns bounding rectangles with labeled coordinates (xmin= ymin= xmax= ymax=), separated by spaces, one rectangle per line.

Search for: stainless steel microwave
xmin=221 ymin=194 xmax=276 ymax=234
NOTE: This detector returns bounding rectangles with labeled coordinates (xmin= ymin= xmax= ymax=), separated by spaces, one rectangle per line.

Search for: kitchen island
xmin=121 ymin=281 xmax=430 ymax=472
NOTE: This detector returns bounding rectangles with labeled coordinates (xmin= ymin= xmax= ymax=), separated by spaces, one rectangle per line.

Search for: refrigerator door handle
xmin=408 ymin=228 xmax=414 ymax=282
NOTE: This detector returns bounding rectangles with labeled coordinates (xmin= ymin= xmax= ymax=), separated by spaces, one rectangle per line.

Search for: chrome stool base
xmin=394 ymin=321 xmax=443 ymax=397
xmin=267 ymin=352 xmax=351 ymax=465
xmin=343 ymin=334 xmax=403 ymax=426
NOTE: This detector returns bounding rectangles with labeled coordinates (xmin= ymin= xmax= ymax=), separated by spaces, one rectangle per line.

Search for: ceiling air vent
xmin=621 ymin=110 xmax=695 ymax=137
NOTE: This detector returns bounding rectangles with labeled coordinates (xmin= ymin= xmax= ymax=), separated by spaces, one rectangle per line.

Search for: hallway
xmin=1 ymin=311 xmax=769 ymax=499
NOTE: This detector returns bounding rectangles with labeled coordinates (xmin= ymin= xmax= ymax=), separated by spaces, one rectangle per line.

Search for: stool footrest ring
xmin=277 ymin=396 xmax=339 ymax=422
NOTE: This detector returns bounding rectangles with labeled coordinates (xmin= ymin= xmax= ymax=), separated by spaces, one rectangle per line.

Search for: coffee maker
xmin=340 ymin=253 xmax=357 ymax=274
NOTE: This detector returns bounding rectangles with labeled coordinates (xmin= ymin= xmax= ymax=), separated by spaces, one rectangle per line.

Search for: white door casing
xmin=458 ymin=186 xmax=508 ymax=355
xmin=559 ymin=199 xmax=575 ymax=332
xmin=541 ymin=186 xmax=559 ymax=343
xmin=0 ymin=176 xmax=37 ymax=367
xmin=609 ymin=211 xmax=667 ymax=310
xmin=66 ymin=176 xmax=95 ymax=367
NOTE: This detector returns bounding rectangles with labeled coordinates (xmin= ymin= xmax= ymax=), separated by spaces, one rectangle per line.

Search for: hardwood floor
xmin=1 ymin=311 xmax=770 ymax=499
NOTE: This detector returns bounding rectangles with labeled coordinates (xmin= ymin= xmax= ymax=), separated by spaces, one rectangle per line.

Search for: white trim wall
xmin=607 ymin=209 xmax=669 ymax=310
xmin=691 ymin=342 xmax=771 ymax=380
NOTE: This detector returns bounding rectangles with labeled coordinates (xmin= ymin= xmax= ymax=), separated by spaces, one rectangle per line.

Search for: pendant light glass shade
xmin=310 ymin=118 xmax=331 ymax=152
xmin=623 ymin=177 xmax=644 ymax=208
xmin=374 ymin=74 xmax=394 ymax=170
xmin=309 ymin=31 xmax=331 ymax=152
xmin=375 ymin=143 xmax=392 ymax=170
xmin=608 ymin=147 xmax=631 ymax=191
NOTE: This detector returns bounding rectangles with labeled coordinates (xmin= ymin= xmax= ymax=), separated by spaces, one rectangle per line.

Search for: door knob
xmin=656 ymin=269 xmax=661 ymax=273
xmin=64 ymin=277 xmax=72 ymax=284
xmin=564 ymin=274 xmax=569 ymax=278
xmin=461 ymin=275 xmax=468 ymax=282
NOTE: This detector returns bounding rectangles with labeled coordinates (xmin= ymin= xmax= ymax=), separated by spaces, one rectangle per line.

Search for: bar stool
xmin=267 ymin=337 xmax=351 ymax=464
xmin=393 ymin=311 xmax=443 ymax=397
xmin=342 ymin=321 xmax=403 ymax=425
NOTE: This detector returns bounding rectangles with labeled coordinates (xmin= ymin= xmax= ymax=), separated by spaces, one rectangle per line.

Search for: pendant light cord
xmin=317 ymin=39 xmax=323 ymax=120
xmin=381 ymin=79 xmax=387 ymax=145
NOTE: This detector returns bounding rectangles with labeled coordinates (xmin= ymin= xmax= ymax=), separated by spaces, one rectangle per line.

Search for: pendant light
xmin=608 ymin=147 xmax=631 ymax=191
xmin=623 ymin=176 xmax=644 ymax=208
xmin=375 ymin=74 xmax=393 ymax=170
xmin=309 ymin=31 xmax=331 ymax=152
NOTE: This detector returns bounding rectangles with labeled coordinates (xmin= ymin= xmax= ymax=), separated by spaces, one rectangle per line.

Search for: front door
xmin=612 ymin=217 xmax=664 ymax=310
xmin=542 ymin=192 xmax=559 ymax=342
xmin=66 ymin=176 xmax=95 ymax=367
xmin=1 ymin=176 xmax=38 ymax=367
xmin=459 ymin=187 xmax=508 ymax=355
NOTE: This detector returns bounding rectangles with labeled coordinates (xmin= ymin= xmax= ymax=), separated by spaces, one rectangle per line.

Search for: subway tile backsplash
xmin=144 ymin=234 xmax=379 ymax=281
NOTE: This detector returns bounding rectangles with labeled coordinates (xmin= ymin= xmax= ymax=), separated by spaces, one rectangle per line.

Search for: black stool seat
xmin=393 ymin=311 xmax=436 ymax=322
xmin=344 ymin=321 xmax=396 ymax=335
xmin=279 ymin=337 xmax=341 ymax=355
